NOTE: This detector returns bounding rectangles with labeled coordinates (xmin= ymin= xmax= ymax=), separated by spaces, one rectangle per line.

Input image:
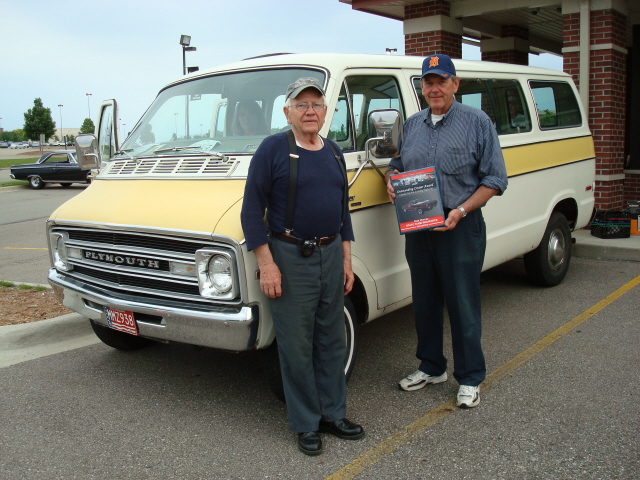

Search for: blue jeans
xmin=404 ymin=209 xmax=487 ymax=386
xmin=268 ymin=234 xmax=347 ymax=432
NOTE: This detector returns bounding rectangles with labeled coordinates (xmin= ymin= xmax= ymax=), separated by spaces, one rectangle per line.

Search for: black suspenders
xmin=284 ymin=129 xmax=348 ymax=236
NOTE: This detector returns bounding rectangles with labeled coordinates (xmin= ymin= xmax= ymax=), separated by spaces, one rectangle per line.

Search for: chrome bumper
xmin=48 ymin=269 xmax=259 ymax=351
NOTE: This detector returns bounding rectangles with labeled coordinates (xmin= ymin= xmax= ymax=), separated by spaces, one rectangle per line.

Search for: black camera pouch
xmin=301 ymin=239 xmax=316 ymax=257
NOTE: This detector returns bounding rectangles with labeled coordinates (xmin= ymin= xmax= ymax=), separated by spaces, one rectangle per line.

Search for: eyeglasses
xmin=290 ymin=102 xmax=327 ymax=113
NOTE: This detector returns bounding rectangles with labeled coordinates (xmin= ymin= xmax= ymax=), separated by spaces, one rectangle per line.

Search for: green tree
xmin=140 ymin=123 xmax=156 ymax=144
xmin=1 ymin=130 xmax=24 ymax=142
xmin=539 ymin=109 xmax=557 ymax=127
xmin=79 ymin=118 xmax=95 ymax=134
xmin=23 ymin=98 xmax=56 ymax=141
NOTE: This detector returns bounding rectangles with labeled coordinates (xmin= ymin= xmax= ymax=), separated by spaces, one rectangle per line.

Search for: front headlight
xmin=208 ymin=256 xmax=233 ymax=293
xmin=195 ymin=249 xmax=237 ymax=300
xmin=50 ymin=232 xmax=73 ymax=272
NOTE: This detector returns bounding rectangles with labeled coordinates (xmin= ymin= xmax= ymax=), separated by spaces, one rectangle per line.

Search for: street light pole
xmin=179 ymin=35 xmax=197 ymax=75
xmin=86 ymin=93 xmax=92 ymax=119
xmin=57 ymin=105 xmax=63 ymax=143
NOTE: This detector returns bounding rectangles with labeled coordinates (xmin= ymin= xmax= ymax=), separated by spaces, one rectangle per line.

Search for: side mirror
xmin=75 ymin=134 xmax=100 ymax=170
xmin=348 ymin=109 xmax=403 ymax=189
xmin=366 ymin=109 xmax=403 ymax=159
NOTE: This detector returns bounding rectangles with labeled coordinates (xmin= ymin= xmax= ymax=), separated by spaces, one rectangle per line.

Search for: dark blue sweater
xmin=241 ymin=132 xmax=354 ymax=251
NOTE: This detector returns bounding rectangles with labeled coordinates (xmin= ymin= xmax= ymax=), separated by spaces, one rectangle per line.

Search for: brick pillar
xmin=403 ymin=0 xmax=462 ymax=58
xmin=481 ymin=25 xmax=530 ymax=65
xmin=564 ymin=8 xmax=629 ymax=210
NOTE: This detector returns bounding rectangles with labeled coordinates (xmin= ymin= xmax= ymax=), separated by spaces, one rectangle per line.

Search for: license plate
xmin=104 ymin=306 xmax=138 ymax=335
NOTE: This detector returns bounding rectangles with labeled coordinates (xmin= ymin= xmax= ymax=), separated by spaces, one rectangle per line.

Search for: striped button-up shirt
xmin=388 ymin=99 xmax=508 ymax=209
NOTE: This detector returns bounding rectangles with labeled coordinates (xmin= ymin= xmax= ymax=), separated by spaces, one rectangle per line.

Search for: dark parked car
xmin=402 ymin=198 xmax=438 ymax=215
xmin=9 ymin=150 xmax=91 ymax=189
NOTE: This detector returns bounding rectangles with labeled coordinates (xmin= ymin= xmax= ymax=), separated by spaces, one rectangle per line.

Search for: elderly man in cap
xmin=386 ymin=54 xmax=508 ymax=408
xmin=241 ymin=77 xmax=364 ymax=455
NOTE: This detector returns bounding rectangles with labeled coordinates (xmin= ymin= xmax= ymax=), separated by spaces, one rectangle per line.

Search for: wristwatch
xmin=457 ymin=205 xmax=467 ymax=217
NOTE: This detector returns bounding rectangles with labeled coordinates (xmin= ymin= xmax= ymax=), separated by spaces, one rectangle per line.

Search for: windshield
xmin=118 ymin=68 xmax=326 ymax=158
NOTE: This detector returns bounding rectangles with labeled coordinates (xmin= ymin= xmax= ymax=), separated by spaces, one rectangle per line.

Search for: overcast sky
xmin=0 ymin=0 xmax=562 ymax=135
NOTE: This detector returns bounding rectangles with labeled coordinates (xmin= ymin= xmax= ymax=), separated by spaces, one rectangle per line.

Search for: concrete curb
xmin=572 ymin=229 xmax=640 ymax=262
xmin=0 ymin=313 xmax=99 ymax=368
xmin=0 ymin=185 xmax=27 ymax=193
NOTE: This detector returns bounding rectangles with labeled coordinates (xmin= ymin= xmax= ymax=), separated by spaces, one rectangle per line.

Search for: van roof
xmin=175 ymin=52 xmax=570 ymax=84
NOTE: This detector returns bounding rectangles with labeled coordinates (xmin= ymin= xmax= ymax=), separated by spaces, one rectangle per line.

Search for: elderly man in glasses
xmin=241 ymin=77 xmax=364 ymax=456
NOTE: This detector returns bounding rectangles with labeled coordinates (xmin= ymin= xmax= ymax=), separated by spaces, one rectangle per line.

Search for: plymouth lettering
xmin=84 ymin=250 xmax=161 ymax=269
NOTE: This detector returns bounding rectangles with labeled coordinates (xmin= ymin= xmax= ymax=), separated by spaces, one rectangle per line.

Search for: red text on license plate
xmin=104 ymin=306 xmax=138 ymax=335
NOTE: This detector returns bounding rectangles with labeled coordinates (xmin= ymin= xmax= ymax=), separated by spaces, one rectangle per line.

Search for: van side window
xmin=530 ymin=81 xmax=582 ymax=129
xmin=413 ymin=77 xmax=532 ymax=135
xmin=330 ymin=75 xmax=403 ymax=151
xmin=412 ymin=77 xmax=428 ymax=110
xmin=457 ymin=79 xmax=497 ymax=127
xmin=482 ymin=80 xmax=531 ymax=135
xmin=327 ymin=89 xmax=353 ymax=148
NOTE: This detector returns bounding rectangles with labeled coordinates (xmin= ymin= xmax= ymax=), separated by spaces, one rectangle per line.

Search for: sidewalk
xmin=572 ymin=227 xmax=640 ymax=262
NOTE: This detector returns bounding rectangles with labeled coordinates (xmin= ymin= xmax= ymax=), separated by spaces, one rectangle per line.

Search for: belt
xmin=271 ymin=231 xmax=338 ymax=247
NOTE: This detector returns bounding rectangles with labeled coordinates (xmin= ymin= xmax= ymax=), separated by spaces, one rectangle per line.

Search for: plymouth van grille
xmin=102 ymin=157 xmax=237 ymax=177
xmin=53 ymin=227 xmax=238 ymax=305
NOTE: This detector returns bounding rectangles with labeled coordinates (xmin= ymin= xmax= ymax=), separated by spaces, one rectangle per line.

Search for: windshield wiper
xmin=153 ymin=145 xmax=203 ymax=154
xmin=114 ymin=149 xmax=137 ymax=161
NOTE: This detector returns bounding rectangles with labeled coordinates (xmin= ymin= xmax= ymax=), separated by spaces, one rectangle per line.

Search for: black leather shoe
xmin=297 ymin=431 xmax=323 ymax=455
xmin=318 ymin=418 xmax=365 ymax=440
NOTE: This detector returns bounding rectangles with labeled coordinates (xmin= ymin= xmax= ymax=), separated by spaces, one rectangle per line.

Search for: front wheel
xmin=263 ymin=296 xmax=359 ymax=402
xmin=524 ymin=212 xmax=572 ymax=287
xmin=28 ymin=176 xmax=45 ymax=189
xmin=90 ymin=320 xmax=155 ymax=350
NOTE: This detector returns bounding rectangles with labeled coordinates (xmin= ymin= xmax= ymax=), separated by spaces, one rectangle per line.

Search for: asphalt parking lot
xmin=1 ymin=256 xmax=638 ymax=479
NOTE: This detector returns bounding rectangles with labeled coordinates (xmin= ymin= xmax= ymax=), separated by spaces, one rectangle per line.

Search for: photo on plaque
xmin=390 ymin=167 xmax=445 ymax=234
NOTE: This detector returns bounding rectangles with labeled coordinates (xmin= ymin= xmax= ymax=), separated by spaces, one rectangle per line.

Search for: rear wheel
xmin=90 ymin=320 xmax=155 ymax=350
xmin=28 ymin=176 xmax=45 ymax=189
xmin=60 ymin=183 xmax=72 ymax=188
xmin=524 ymin=212 xmax=572 ymax=287
xmin=263 ymin=296 xmax=359 ymax=402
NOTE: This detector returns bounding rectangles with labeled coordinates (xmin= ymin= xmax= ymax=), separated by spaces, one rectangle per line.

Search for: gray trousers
xmin=268 ymin=234 xmax=347 ymax=432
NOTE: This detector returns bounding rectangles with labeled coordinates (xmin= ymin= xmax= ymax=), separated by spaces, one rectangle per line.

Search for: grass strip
xmin=1 ymin=180 xmax=28 ymax=187
xmin=0 ymin=158 xmax=39 ymax=169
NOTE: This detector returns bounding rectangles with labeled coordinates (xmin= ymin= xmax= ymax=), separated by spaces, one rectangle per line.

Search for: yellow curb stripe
xmin=325 ymin=274 xmax=640 ymax=480
xmin=2 ymin=247 xmax=48 ymax=250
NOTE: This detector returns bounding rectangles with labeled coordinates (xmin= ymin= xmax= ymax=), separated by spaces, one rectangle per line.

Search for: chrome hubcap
xmin=547 ymin=228 xmax=566 ymax=272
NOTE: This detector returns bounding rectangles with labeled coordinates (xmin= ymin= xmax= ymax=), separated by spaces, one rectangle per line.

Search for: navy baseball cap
xmin=421 ymin=54 xmax=456 ymax=79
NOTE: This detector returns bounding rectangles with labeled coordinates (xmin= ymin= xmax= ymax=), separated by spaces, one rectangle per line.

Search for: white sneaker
xmin=398 ymin=370 xmax=448 ymax=391
xmin=457 ymin=385 xmax=480 ymax=408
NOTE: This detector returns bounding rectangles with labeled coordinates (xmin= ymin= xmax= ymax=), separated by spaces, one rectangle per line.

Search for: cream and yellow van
xmin=48 ymin=53 xmax=594 ymax=389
